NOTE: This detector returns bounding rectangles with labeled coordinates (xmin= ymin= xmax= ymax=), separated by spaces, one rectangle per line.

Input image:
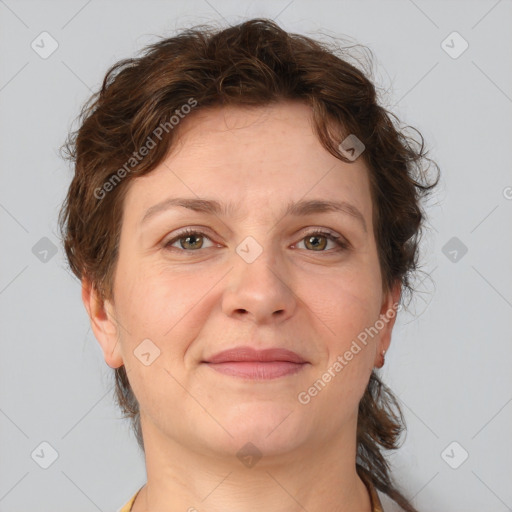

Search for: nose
xmin=221 ymin=242 xmax=297 ymax=325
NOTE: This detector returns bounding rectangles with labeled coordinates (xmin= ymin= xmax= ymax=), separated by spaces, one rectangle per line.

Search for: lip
xmin=202 ymin=346 xmax=309 ymax=380
xmin=205 ymin=347 xmax=307 ymax=364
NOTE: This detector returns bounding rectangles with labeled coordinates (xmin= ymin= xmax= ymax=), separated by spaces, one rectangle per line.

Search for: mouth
xmin=202 ymin=346 xmax=309 ymax=380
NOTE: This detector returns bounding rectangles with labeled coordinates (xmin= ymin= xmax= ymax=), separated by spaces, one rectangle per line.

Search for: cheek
xmin=302 ymin=260 xmax=382 ymax=388
xmin=114 ymin=261 xmax=217 ymax=358
xmin=113 ymin=266 xmax=209 ymax=419
xmin=312 ymin=266 xmax=381 ymax=335
xmin=299 ymin=274 xmax=378 ymax=420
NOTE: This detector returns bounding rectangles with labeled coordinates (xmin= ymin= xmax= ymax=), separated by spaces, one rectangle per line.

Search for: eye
xmin=296 ymin=230 xmax=349 ymax=252
xmin=163 ymin=228 xmax=349 ymax=253
xmin=164 ymin=229 xmax=215 ymax=251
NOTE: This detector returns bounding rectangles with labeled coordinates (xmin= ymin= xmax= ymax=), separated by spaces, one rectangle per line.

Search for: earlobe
xmin=81 ymin=278 xmax=124 ymax=369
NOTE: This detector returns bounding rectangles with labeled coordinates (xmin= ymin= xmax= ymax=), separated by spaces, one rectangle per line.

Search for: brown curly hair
xmin=59 ymin=18 xmax=439 ymax=511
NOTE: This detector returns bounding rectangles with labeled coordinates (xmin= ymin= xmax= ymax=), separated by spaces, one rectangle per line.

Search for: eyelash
xmin=164 ymin=228 xmax=349 ymax=253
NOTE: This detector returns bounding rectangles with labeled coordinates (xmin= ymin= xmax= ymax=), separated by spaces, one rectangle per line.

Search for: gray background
xmin=1 ymin=0 xmax=511 ymax=511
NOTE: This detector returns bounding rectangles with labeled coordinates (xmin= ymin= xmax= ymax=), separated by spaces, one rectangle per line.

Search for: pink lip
xmin=206 ymin=347 xmax=307 ymax=364
xmin=203 ymin=347 xmax=308 ymax=380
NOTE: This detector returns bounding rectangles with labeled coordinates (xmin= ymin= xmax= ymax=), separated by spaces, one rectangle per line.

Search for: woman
xmin=59 ymin=18 xmax=439 ymax=512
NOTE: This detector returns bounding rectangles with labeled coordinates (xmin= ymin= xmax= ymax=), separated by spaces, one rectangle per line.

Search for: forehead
xmin=166 ymin=101 xmax=342 ymax=168
xmin=122 ymin=101 xmax=372 ymax=226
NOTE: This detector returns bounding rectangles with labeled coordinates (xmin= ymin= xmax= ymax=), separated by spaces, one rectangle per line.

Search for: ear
xmin=374 ymin=280 xmax=402 ymax=367
xmin=81 ymin=277 xmax=123 ymax=369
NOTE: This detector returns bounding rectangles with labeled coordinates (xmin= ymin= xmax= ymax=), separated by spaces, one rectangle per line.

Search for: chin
xmin=206 ymin=401 xmax=309 ymax=456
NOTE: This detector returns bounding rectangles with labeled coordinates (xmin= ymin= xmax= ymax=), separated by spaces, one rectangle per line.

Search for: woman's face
xmin=89 ymin=101 xmax=400 ymax=459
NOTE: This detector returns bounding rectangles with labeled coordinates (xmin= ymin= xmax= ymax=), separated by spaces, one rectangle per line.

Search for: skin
xmin=83 ymin=100 xmax=401 ymax=512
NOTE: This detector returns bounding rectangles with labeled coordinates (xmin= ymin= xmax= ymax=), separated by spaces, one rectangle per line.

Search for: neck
xmin=131 ymin=416 xmax=372 ymax=512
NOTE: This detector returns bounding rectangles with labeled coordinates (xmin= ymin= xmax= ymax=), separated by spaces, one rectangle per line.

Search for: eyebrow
xmin=141 ymin=197 xmax=367 ymax=232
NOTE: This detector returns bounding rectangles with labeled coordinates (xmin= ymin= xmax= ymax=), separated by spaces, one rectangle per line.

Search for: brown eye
xmin=304 ymin=234 xmax=328 ymax=251
xmin=298 ymin=231 xmax=348 ymax=252
xmin=179 ymin=233 xmax=204 ymax=250
xmin=165 ymin=229 xmax=214 ymax=251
